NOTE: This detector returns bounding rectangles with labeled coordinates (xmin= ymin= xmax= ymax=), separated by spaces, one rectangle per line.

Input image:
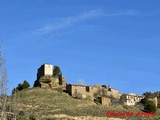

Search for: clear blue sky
xmin=0 ymin=0 xmax=160 ymax=95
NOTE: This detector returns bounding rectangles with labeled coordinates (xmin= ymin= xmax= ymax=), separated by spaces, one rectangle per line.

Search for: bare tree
xmin=0 ymin=42 xmax=8 ymax=120
xmin=12 ymin=87 xmax=17 ymax=120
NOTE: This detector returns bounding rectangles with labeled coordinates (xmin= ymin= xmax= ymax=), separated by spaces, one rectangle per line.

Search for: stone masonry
xmin=34 ymin=64 xmax=66 ymax=88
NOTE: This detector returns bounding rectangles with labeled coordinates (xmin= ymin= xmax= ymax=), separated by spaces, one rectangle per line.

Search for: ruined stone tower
xmin=34 ymin=64 xmax=66 ymax=88
xmin=37 ymin=64 xmax=53 ymax=80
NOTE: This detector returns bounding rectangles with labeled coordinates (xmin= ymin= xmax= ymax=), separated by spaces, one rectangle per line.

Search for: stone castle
xmin=34 ymin=64 xmax=148 ymax=106
xmin=34 ymin=64 xmax=66 ymax=88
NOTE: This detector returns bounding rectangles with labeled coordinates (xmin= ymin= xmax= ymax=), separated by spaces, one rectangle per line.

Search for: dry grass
xmin=8 ymin=87 xmax=160 ymax=120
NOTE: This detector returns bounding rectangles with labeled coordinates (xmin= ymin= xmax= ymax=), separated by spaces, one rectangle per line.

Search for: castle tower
xmin=34 ymin=64 xmax=66 ymax=88
xmin=37 ymin=64 xmax=53 ymax=80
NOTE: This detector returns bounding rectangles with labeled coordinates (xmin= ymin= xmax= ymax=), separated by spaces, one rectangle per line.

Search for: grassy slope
xmin=9 ymin=87 xmax=160 ymax=120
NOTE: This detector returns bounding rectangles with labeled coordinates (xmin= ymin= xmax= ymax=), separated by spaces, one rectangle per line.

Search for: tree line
xmin=12 ymin=80 xmax=30 ymax=94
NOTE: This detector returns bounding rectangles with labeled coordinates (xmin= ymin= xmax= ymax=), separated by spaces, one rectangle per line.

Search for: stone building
xmin=37 ymin=64 xmax=53 ymax=80
xmin=86 ymin=85 xmax=101 ymax=98
xmin=103 ymin=88 xmax=121 ymax=99
xmin=120 ymin=93 xmax=144 ymax=106
xmin=97 ymin=97 xmax=111 ymax=106
xmin=66 ymin=84 xmax=87 ymax=99
xmin=66 ymin=84 xmax=122 ymax=102
xmin=34 ymin=64 xmax=66 ymax=88
xmin=66 ymin=84 xmax=105 ymax=100
xmin=62 ymin=76 xmax=66 ymax=87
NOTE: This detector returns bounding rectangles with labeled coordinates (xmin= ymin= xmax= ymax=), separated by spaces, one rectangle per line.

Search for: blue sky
xmin=0 ymin=0 xmax=160 ymax=95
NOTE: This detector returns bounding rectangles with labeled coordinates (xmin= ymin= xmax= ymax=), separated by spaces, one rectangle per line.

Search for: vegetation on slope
xmin=8 ymin=87 xmax=160 ymax=120
xmin=141 ymin=97 xmax=157 ymax=112
xmin=12 ymin=80 xmax=30 ymax=94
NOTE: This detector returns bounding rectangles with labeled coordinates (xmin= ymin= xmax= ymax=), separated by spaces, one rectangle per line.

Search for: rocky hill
xmin=8 ymin=87 xmax=160 ymax=120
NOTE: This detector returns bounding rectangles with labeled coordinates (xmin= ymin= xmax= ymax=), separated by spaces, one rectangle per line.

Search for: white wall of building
xmin=44 ymin=64 xmax=53 ymax=75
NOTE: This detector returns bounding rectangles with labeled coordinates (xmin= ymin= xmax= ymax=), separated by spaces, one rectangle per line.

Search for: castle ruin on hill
xmin=34 ymin=64 xmax=145 ymax=106
xmin=34 ymin=64 xmax=66 ymax=88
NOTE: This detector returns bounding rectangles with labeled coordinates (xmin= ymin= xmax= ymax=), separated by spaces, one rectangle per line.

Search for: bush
xmin=141 ymin=97 xmax=157 ymax=112
xmin=12 ymin=80 xmax=30 ymax=94
xmin=22 ymin=80 xmax=30 ymax=89
xmin=19 ymin=111 xmax=25 ymax=116
xmin=16 ymin=111 xmax=27 ymax=120
xmin=53 ymin=66 xmax=61 ymax=76
xmin=144 ymin=102 xmax=157 ymax=112
xmin=17 ymin=83 xmax=23 ymax=91
xmin=29 ymin=114 xmax=36 ymax=120
xmin=141 ymin=98 xmax=148 ymax=105
xmin=59 ymin=73 xmax=62 ymax=85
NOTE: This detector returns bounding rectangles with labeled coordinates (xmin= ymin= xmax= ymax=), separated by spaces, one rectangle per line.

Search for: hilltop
xmin=5 ymin=63 xmax=159 ymax=120
xmin=8 ymin=87 xmax=160 ymax=120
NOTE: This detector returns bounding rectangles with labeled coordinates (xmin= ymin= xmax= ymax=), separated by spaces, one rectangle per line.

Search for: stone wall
xmin=34 ymin=64 xmax=66 ymax=88
xmin=98 ymin=97 xmax=111 ymax=106
xmin=44 ymin=64 xmax=53 ymax=75
xmin=37 ymin=64 xmax=53 ymax=79
xmin=62 ymin=76 xmax=66 ymax=87
xmin=66 ymin=84 xmax=87 ymax=98
xmin=39 ymin=76 xmax=59 ymax=88
xmin=66 ymin=84 xmax=122 ymax=103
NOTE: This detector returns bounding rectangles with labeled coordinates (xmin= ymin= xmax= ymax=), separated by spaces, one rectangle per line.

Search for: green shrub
xmin=12 ymin=80 xmax=30 ymax=94
xmin=59 ymin=73 xmax=62 ymax=85
xmin=144 ymin=102 xmax=157 ymax=112
xmin=141 ymin=98 xmax=148 ymax=105
xmin=17 ymin=83 xmax=23 ymax=91
xmin=17 ymin=111 xmax=27 ymax=120
xmin=22 ymin=80 xmax=30 ymax=89
xmin=19 ymin=111 xmax=25 ymax=116
xmin=141 ymin=97 xmax=157 ymax=112
xmin=29 ymin=114 xmax=36 ymax=120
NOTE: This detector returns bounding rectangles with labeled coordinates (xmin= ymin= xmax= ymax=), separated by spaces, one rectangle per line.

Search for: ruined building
xmin=33 ymin=63 xmax=145 ymax=106
xmin=120 ymin=93 xmax=144 ymax=106
xmin=66 ymin=84 xmax=122 ymax=103
xmin=34 ymin=64 xmax=66 ymax=88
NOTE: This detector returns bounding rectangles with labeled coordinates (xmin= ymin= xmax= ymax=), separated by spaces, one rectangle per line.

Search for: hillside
xmin=8 ymin=87 xmax=160 ymax=120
